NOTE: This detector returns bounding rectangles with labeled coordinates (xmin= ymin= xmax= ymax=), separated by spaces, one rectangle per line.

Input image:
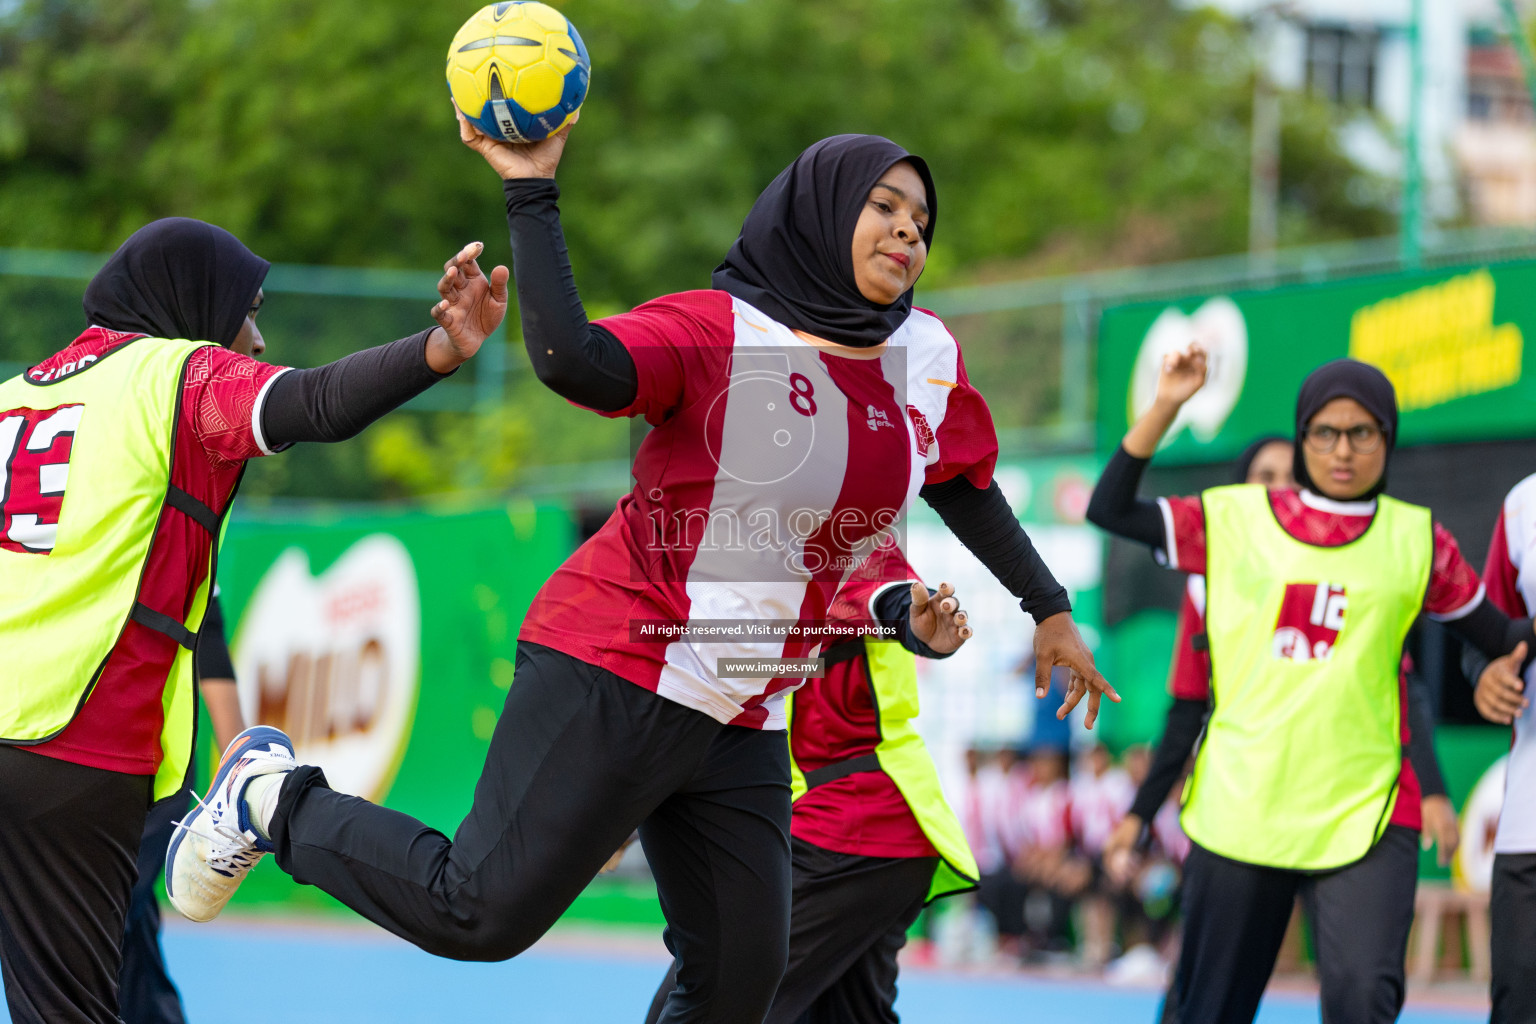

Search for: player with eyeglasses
xmin=1085 ymin=350 xmax=1534 ymax=1024
xmin=1305 ymin=422 xmax=1383 ymax=453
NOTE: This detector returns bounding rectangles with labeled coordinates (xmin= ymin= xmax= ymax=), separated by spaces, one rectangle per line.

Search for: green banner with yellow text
xmin=1097 ymin=260 xmax=1536 ymax=463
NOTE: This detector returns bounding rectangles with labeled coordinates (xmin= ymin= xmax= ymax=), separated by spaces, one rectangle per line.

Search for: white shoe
xmin=165 ymin=725 xmax=295 ymax=922
xmin=1104 ymin=943 xmax=1169 ymax=986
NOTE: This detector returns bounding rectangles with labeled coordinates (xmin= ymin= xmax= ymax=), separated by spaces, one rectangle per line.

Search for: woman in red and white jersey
xmin=1464 ymin=475 xmax=1536 ymax=1023
xmin=1085 ymin=348 xmax=1531 ymax=1024
xmin=202 ymin=123 xmax=1113 ymax=1023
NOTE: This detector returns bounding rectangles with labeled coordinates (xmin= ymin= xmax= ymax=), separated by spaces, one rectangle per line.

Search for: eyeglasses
xmin=1304 ymin=423 xmax=1384 ymax=454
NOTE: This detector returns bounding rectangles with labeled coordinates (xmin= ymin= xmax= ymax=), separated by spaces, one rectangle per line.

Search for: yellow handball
xmin=446 ymin=2 xmax=590 ymax=143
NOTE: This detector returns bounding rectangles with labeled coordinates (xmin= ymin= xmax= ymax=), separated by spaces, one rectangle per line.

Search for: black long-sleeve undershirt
xmin=872 ymin=585 xmax=952 ymax=660
xmin=195 ymin=595 xmax=236 ymax=680
xmin=260 ymin=330 xmax=452 ymax=448
xmin=1084 ymin=445 xmax=1165 ymax=550
xmin=1406 ymin=675 xmax=1448 ymax=799
xmin=256 ymin=179 xmax=630 ymax=448
xmin=1449 ymin=602 xmax=1535 ymax=666
xmin=1461 ymin=618 xmax=1536 ymax=703
xmin=919 ymin=477 xmax=1072 ymax=623
xmin=1128 ymin=696 xmax=1206 ymax=824
xmin=503 ymin=178 xmax=637 ymax=411
xmin=502 ymin=178 xmax=1070 ymax=623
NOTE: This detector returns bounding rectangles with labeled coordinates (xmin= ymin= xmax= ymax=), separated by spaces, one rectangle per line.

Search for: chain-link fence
xmin=7 ymin=223 xmax=1536 ymax=502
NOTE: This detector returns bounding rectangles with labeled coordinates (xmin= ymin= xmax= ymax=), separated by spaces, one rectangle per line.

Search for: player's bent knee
xmin=418 ymin=920 xmax=540 ymax=963
xmin=1323 ymin=974 xmax=1403 ymax=1024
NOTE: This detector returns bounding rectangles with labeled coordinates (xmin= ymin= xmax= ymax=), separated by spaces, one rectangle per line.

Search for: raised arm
xmin=453 ymin=109 xmax=639 ymax=413
xmin=1086 ymin=343 xmax=1207 ymax=548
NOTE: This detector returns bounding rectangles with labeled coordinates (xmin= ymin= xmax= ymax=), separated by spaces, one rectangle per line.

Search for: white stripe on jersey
xmin=1497 ymin=472 xmax=1536 ymax=853
xmin=653 ymin=299 xmax=961 ymax=728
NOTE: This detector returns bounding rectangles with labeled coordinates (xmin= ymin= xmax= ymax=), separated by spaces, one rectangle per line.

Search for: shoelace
xmin=171 ymin=789 xmax=265 ymax=876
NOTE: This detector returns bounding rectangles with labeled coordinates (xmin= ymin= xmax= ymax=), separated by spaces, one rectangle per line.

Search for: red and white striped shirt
xmin=1070 ymin=764 xmax=1135 ymax=856
xmin=999 ymin=773 xmax=1073 ymax=856
xmin=519 ymin=291 xmax=997 ymax=729
xmin=1483 ymin=473 xmax=1536 ymax=853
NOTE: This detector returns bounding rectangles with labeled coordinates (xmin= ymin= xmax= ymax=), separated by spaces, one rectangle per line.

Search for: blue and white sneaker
xmin=166 ymin=725 xmax=295 ymax=923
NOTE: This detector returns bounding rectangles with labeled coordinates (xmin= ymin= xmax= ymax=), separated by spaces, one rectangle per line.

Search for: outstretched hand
xmin=1155 ymin=342 xmax=1209 ymax=409
xmin=455 ymin=103 xmax=575 ymax=180
xmin=1475 ymin=641 xmax=1529 ymax=725
xmin=1420 ymin=794 xmax=1460 ymax=868
xmin=909 ymin=581 xmax=973 ymax=655
xmin=1123 ymin=341 xmax=1209 ymax=457
xmin=1102 ymin=814 xmax=1143 ymax=886
xmin=426 ymin=241 xmax=509 ymax=373
xmin=1033 ymin=611 xmax=1120 ymax=730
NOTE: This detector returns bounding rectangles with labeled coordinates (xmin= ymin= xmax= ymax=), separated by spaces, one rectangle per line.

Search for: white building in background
xmin=1205 ymin=0 xmax=1536 ymax=226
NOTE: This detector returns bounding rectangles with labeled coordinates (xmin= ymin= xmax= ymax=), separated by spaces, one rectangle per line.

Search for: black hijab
xmin=712 ymin=134 xmax=937 ymax=348
xmin=1232 ymin=434 xmax=1291 ymax=484
xmin=83 ymin=217 xmax=269 ymax=349
xmin=1292 ymin=358 xmax=1398 ymax=499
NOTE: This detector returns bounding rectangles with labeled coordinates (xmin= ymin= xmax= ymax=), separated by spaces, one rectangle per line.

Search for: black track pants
xmin=269 ymin=641 xmax=792 ymax=1024
xmin=118 ymin=789 xmax=190 ymax=1024
xmin=646 ymin=839 xmax=936 ymax=1024
xmin=0 ymin=746 xmax=151 ymax=1024
xmin=1491 ymin=852 xmax=1536 ymax=1024
xmin=1168 ymin=826 xmax=1417 ymax=1024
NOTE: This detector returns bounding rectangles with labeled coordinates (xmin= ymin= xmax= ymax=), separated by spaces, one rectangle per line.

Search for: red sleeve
xmin=924 ymin=347 xmax=998 ymax=489
xmin=591 ymin=290 xmax=735 ymax=426
xmin=1167 ymin=585 xmax=1212 ymax=700
xmin=827 ymin=538 xmax=918 ymax=629
xmin=1423 ymin=522 xmax=1486 ymax=620
xmin=181 ymin=346 xmax=289 ymax=466
xmin=1161 ymin=496 xmax=1208 ymax=576
xmin=1483 ymin=511 xmax=1529 ymax=618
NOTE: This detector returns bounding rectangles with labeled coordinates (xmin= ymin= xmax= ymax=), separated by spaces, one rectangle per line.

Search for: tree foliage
xmin=0 ymin=0 xmax=1393 ymax=498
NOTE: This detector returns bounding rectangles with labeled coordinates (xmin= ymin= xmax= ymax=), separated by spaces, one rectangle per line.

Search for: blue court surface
xmin=18 ymin=918 xmax=1479 ymax=1024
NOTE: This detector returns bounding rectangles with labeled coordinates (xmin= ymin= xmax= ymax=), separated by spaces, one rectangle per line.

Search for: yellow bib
xmin=0 ymin=337 xmax=223 ymax=798
xmin=1182 ymin=485 xmax=1431 ymax=869
xmin=788 ymin=639 xmax=979 ymax=902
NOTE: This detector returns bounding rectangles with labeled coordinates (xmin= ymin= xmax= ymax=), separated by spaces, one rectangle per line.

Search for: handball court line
xmin=0 ymin=917 xmax=1487 ymax=1023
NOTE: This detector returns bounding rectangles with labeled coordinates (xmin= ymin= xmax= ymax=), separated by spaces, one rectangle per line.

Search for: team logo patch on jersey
xmin=866 ymin=404 xmax=895 ymax=432
xmin=906 ymin=405 xmax=936 ymax=459
xmin=1272 ymin=582 xmax=1346 ymax=662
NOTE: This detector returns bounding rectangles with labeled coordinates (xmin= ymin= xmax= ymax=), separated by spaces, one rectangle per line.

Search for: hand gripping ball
xmin=446 ymin=2 xmax=590 ymax=143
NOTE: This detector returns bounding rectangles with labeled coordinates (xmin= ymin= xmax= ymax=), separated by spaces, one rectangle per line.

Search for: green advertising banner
xmin=1096 ymin=260 xmax=1536 ymax=463
xmin=194 ymin=499 xmax=664 ymax=919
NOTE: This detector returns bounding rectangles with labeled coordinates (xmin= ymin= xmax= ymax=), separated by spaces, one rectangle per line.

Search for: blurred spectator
xmin=977 ymin=744 xmax=1082 ymax=962
xmin=1071 ymin=743 xmax=1136 ymax=966
xmin=962 ymin=738 xmax=1189 ymax=976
